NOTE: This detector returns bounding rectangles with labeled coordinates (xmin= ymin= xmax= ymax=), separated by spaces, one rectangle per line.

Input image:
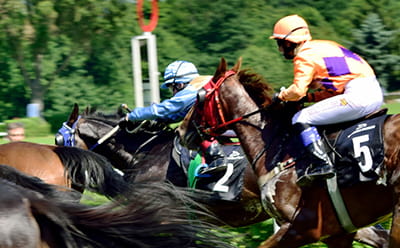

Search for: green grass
xmin=384 ymin=102 xmax=400 ymax=114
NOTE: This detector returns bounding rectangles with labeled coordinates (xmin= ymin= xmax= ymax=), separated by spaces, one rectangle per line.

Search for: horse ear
xmin=232 ymin=57 xmax=242 ymax=72
xmin=68 ymin=103 xmax=80 ymax=123
xmin=213 ymin=57 xmax=227 ymax=81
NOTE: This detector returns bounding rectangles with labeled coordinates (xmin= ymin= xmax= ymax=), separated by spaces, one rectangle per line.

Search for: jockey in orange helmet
xmin=270 ymin=14 xmax=383 ymax=186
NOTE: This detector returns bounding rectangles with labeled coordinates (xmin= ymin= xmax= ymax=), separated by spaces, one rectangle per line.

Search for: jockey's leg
xmin=198 ymin=139 xmax=227 ymax=175
xmin=294 ymin=123 xmax=335 ymax=186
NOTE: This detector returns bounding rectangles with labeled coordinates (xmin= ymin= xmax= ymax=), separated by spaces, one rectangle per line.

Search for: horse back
xmin=0 ymin=142 xmax=68 ymax=186
xmin=382 ymin=113 xmax=400 ymax=181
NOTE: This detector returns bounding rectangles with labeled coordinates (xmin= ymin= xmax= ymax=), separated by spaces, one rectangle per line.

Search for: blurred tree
xmin=0 ymin=0 xmax=137 ymax=120
xmin=350 ymin=13 xmax=400 ymax=91
xmin=0 ymin=0 xmax=399 ymax=125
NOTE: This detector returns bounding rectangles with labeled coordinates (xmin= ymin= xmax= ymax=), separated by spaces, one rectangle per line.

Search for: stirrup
xmin=296 ymin=166 xmax=335 ymax=187
xmin=198 ymin=163 xmax=227 ymax=175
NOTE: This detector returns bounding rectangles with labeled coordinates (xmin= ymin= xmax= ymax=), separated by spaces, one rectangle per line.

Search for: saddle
xmin=171 ymin=136 xmax=247 ymax=201
xmin=273 ymin=109 xmax=389 ymax=187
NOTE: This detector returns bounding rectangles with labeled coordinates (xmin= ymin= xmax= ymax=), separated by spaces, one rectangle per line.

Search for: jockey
xmin=122 ymin=60 xmax=227 ymax=175
xmin=270 ymin=14 xmax=384 ymax=186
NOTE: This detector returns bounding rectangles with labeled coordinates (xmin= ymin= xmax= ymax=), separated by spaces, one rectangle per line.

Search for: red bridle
xmin=197 ymin=70 xmax=262 ymax=137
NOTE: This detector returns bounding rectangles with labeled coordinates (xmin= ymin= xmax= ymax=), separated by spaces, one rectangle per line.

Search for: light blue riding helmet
xmin=161 ymin=60 xmax=199 ymax=89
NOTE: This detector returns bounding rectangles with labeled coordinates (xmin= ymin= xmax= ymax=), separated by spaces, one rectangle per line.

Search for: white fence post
xmin=131 ymin=32 xmax=160 ymax=107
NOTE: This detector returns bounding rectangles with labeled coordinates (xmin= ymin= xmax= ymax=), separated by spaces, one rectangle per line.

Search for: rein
xmin=194 ymin=72 xmax=287 ymax=173
xmin=200 ymin=70 xmax=264 ymax=136
xmin=58 ymin=117 xmax=170 ymax=157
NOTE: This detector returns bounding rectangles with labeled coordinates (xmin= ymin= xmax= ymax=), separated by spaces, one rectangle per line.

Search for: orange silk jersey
xmin=281 ymin=40 xmax=375 ymax=102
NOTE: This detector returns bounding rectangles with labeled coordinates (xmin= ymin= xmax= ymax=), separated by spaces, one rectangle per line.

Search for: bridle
xmin=195 ymin=70 xmax=264 ymax=138
xmin=192 ymin=70 xmax=280 ymax=170
xmin=56 ymin=117 xmax=117 ymax=151
xmin=55 ymin=116 xmax=81 ymax=147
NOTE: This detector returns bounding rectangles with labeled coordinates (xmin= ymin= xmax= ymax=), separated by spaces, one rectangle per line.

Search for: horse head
xmin=178 ymin=57 xmax=274 ymax=153
xmin=56 ymin=104 xmax=175 ymax=178
xmin=55 ymin=103 xmax=117 ymax=150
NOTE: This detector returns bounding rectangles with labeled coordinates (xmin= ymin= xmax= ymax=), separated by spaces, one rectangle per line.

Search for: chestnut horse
xmin=0 ymin=141 xmax=129 ymax=198
xmin=178 ymin=57 xmax=397 ymax=247
xmin=57 ymin=105 xmax=389 ymax=247
xmin=0 ymin=164 xmax=234 ymax=248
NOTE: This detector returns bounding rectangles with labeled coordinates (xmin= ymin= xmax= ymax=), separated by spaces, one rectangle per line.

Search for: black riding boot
xmin=294 ymin=123 xmax=335 ymax=186
xmin=199 ymin=141 xmax=227 ymax=175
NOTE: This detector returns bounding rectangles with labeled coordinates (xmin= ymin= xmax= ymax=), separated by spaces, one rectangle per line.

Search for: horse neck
xmin=98 ymin=128 xmax=174 ymax=182
xmin=220 ymin=79 xmax=268 ymax=178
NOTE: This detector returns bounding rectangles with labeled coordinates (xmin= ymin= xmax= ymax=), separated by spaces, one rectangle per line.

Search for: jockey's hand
xmin=299 ymin=95 xmax=309 ymax=104
xmin=271 ymin=92 xmax=282 ymax=104
xmin=118 ymin=114 xmax=129 ymax=128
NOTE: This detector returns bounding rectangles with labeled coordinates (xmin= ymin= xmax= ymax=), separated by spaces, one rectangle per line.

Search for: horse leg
xmin=322 ymin=233 xmax=356 ymax=248
xmin=355 ymin=226 xmax=389 ymax=248
xmin=389 ymin=184 xmax=400 ymax=247
xmin=258 ymin=222 xmax=318 ymax=248
xmin=325 ymin=224 xmax=390 ymax=248
xmin=257 ymin=222 xmax=377 ymax=248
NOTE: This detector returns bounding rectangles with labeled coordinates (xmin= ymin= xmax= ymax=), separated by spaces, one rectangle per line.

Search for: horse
xmin=178 ymin=57 xmax=398 ymax=247
xmin=56 ymin=106 xmax=390 ymax=247
xmin=0 ymin=141 xmax=129 ymax=198
xmin=0 ymin=164 xmax=234 ymax=248
xmin=57 ymin=103 xmax=269 ymax=227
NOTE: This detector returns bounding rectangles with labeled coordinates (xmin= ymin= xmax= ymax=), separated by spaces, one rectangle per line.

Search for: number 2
xmin=213 ymin=163 xmax=234 ymax=192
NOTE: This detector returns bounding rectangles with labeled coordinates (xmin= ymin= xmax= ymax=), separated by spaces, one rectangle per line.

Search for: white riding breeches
xmin=292 ymin=77 xmax=383 ymax=125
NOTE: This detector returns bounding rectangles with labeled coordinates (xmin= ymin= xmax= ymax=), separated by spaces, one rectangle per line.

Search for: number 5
xmin=352 ymin=135 xmax=373 ymax=172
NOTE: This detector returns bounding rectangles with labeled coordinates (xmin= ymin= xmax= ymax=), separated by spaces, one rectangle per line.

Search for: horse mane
xmin=237 ymin=69 xmax=273 ymax=108
xmin=82 ymin=108 xmax=121 ymax=127
xmin=82 ymin=107 xmax=172 ymax=133
xmin=53 ymin=146 xmax=130 ymax=198
xmin=211 ymin=57 xmax=273 ymax=108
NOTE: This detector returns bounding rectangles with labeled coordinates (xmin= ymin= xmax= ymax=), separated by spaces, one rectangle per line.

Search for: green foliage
xmin=351 ymin=13 xmax=400 ymax=90
xmin=0 ymin=0 xmax=399 ymax=124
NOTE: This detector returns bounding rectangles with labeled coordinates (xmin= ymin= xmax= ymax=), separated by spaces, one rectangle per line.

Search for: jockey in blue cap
xmin=122 ymin=60 xmax=227 ymax=174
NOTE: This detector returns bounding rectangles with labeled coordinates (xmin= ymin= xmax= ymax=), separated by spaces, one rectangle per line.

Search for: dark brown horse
xmin=56 ymin=103 xmax=268 ymax=227
xmin=0 ymin=141 xmax=129 ymax=198
xmin=0 ymin=164 xmax=234 ymax=248
xmin=178 ymin=57 xmax=397 ymax=247
xmin=57 ymin=104 xmax=389 ymax=248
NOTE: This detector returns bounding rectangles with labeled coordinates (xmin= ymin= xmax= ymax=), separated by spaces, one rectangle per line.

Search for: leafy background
xmin=0 ymin=0 xmax=399 ymax=130
xmin=0 ymin=1 xmax=399 ymax=246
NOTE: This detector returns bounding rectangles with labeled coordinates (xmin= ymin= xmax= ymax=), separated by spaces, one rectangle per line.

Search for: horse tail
xmin=53 ymin=146 xmax=130 ymax=198
xmin=0 ymin=164 xmax=80 ymax=201
xmin=0 ymin=178 xmax=79 ymax=248
xmin=57 ymin=182 xmax=235 ymax=248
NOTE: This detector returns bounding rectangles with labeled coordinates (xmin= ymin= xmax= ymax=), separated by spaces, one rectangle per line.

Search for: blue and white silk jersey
xmin=127 ymin=76 xmax=212 ymax=123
